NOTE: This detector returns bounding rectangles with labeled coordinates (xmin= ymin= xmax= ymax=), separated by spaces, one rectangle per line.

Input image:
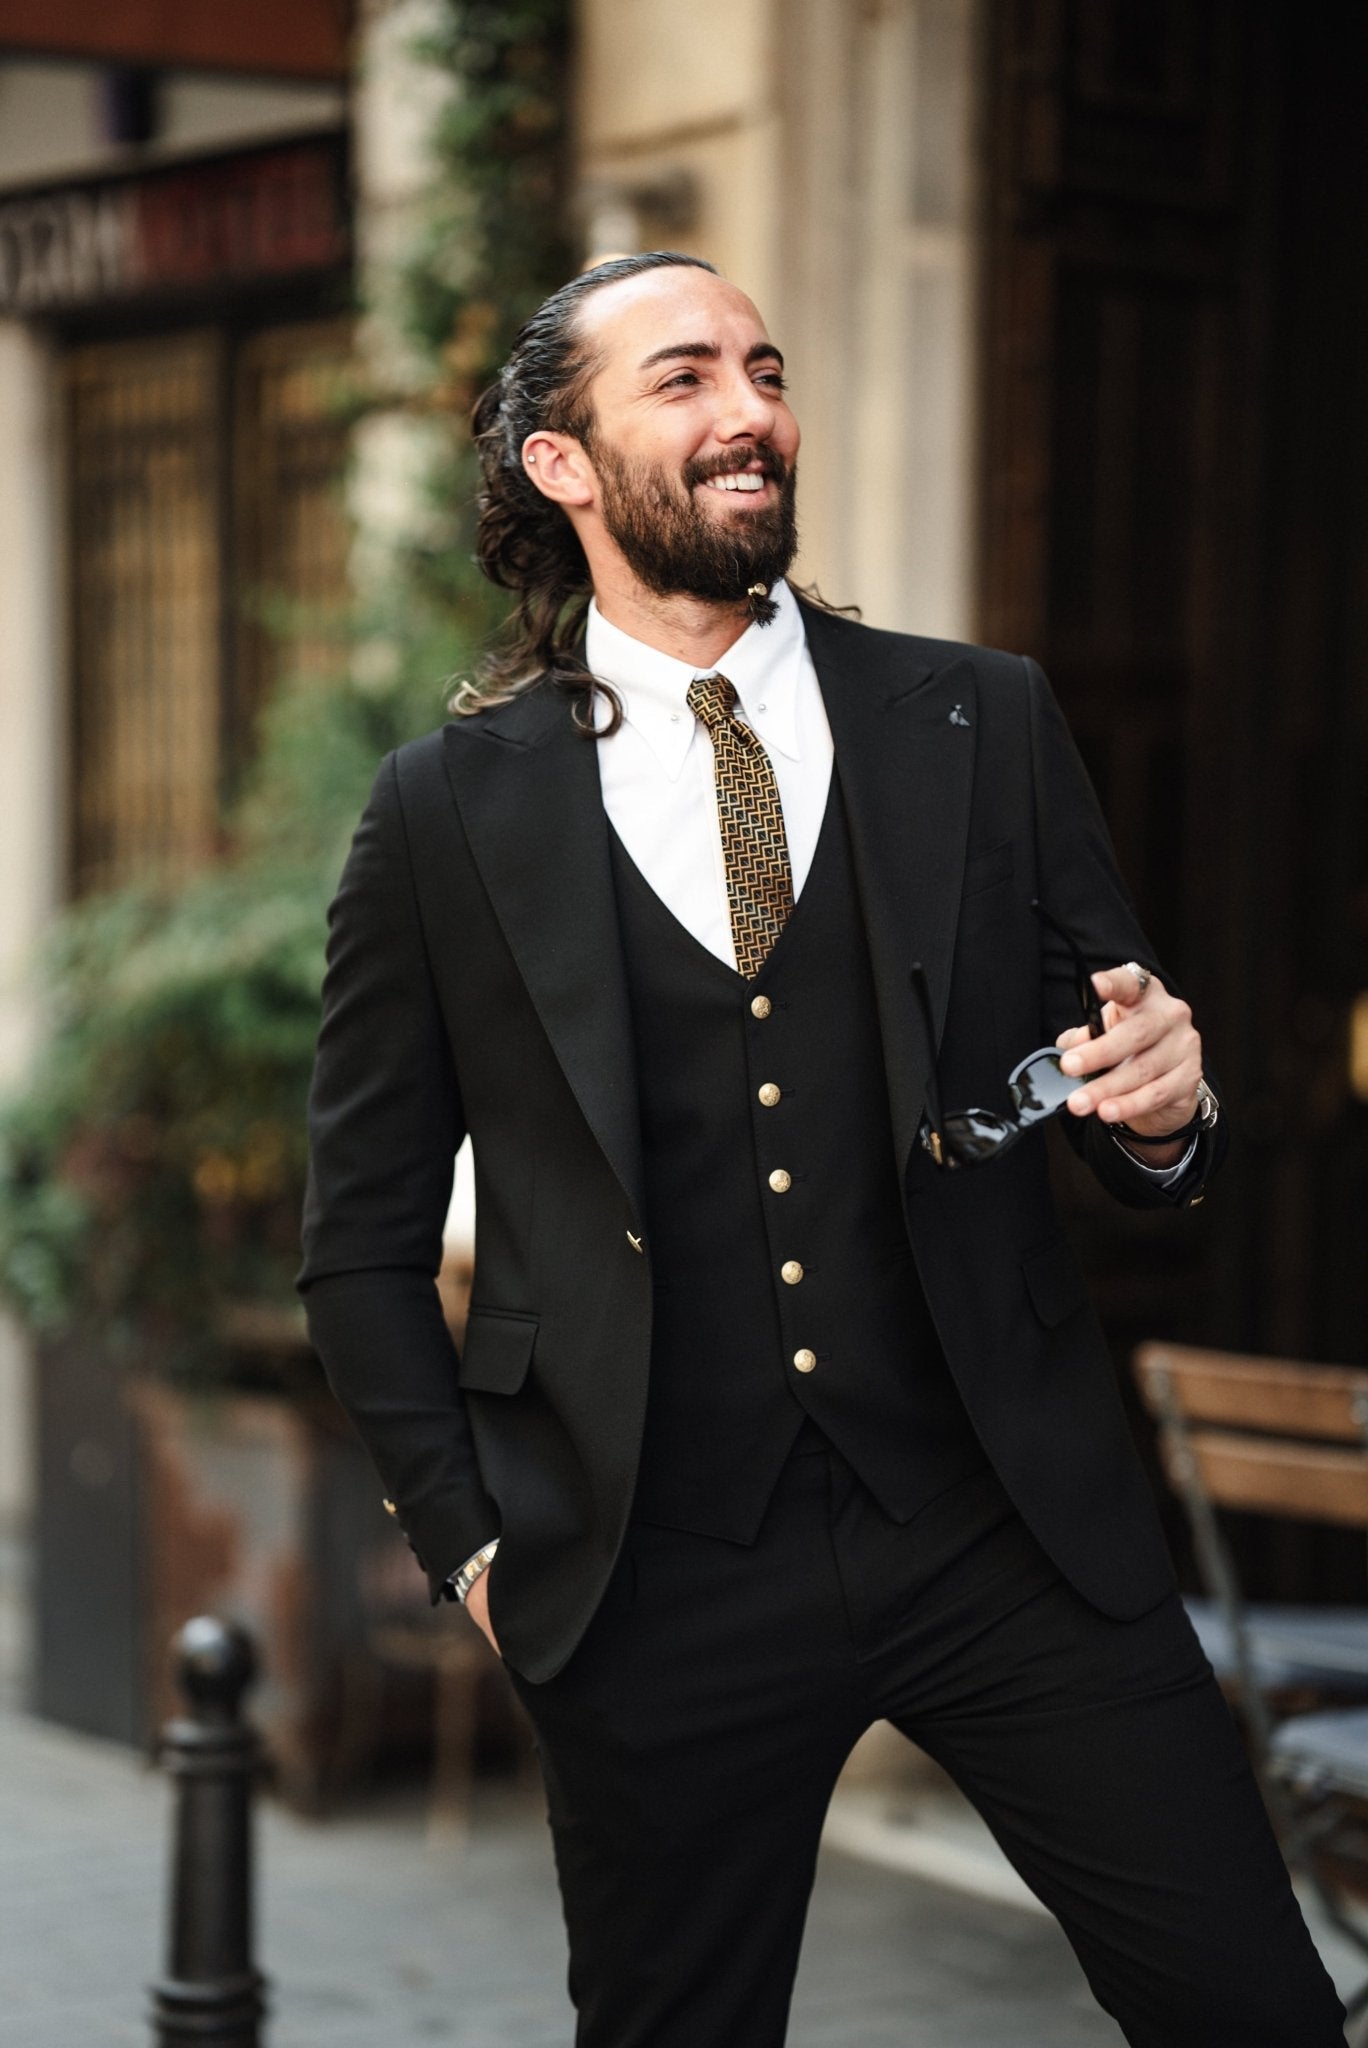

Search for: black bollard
xmin=150 ymin=1617 xmax=268 ymax=2046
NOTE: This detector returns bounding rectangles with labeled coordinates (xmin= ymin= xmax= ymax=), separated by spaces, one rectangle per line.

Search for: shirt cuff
xmin=1111 ymin=1130 xmax=1199 ymax=1188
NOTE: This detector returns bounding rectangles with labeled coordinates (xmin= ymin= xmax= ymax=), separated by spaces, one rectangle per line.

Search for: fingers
xmin=1091 ymin=964 xmax=1150 ymax=1009
xmin=1067 ymin=1043 xmax=1169 ymax=1112
xmin=1055 ymin=972 xmax=1201 ymax=1129
xmin=1086 ymin=1062 xmax=1201 ymax=1130
xmin=1059 ymin=974 xmax=1185 ymax=1081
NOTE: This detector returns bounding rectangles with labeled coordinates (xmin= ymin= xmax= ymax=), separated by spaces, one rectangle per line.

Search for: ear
xmin=522 ymin=431 xmax=595 ymax=509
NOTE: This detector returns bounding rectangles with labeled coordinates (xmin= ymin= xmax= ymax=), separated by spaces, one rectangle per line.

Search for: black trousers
xmin=508 ymin=1447 xmax=1345 ymax=2048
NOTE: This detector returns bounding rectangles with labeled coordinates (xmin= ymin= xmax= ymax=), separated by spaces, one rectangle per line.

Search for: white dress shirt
xmin=587 ymin=579 xmax=832 ymax=971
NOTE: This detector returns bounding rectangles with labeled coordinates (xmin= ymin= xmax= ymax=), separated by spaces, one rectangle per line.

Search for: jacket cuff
xmin=395 ymin=1490 xmax=502 ymax=1605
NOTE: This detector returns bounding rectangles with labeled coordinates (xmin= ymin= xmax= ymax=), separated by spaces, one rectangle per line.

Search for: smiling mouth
xmin=699 ymin=469 xmax=771 ymax=497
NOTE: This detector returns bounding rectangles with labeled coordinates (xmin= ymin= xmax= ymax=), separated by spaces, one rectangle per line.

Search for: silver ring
xmin=1124 ymin=960 xmax=1151 ymax=997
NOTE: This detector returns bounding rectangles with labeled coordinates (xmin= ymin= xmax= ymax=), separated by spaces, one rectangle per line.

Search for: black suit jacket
xmin=299 ymin=603 xmax=1224 ymax=1682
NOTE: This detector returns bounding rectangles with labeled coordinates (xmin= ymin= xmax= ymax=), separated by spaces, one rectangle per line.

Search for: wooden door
xmin=980 ymin=2 xmax=1368 ymax=1591
xmin=67 ymin=331 xmax=225 ymax=893
xmin=64 ymin=318 xmax=352 ymax=892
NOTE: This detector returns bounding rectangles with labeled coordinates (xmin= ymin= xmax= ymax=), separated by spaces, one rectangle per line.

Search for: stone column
xmin=349 ymin=0 xmax=458 ymax=609
xmin=0 ymin=321 xmax=64 ymax=1547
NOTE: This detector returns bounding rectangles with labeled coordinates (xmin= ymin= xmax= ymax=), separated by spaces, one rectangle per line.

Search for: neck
xmin=591 ymin=573 xmax=763 ymax=669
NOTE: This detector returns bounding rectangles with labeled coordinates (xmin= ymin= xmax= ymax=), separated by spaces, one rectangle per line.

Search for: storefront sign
xmin=0 ymin=136 xmax=349 ymax=315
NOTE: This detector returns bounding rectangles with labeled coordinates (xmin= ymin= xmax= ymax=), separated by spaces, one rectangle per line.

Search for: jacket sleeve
xmin=1024 ymin=656 xmax=1227 ymax=1211
xmin=298 ymin=750 xmax=498 ymax=1597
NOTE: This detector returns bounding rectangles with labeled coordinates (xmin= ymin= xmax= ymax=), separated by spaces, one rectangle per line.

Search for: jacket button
xmin=758 ymin=1082 xmax=782 ymax=1107
xmin=781 ymin=1260 xmax=804 ymax=1285
xmin=793 ymin=1348 xmax=817 ymax=1373
xmin=768 ymin=1168 xmax=792 ymax=1193
xmin=750 ymin=994 xmax=772 ymax=1019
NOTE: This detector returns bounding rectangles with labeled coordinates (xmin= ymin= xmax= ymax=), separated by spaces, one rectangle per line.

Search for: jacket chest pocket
xmin=458 ymin=1308 xmax=538 ymax=1393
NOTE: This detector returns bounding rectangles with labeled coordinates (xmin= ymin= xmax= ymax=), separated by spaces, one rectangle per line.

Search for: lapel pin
xmin=949 ymin=704 xmax=971 ymax=727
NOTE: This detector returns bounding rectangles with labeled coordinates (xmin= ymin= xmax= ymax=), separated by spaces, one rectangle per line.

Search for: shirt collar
xmin=585 ymin=580 xmax=808 ymax=781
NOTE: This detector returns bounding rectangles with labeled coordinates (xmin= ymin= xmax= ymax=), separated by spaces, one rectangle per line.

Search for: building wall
xmin=0 ymin=57 xmax=343 ymax=188
xmin=576 ymin=0 xmax=981 ymax=640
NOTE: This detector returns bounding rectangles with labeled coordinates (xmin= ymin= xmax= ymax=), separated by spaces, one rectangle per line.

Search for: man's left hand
xmin=1055 ymin=966 xmax=1202 ymax=1167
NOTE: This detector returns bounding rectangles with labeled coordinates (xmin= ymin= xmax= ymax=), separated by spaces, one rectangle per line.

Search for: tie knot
xmin=686 ymin=673 xmax=738 ymax=729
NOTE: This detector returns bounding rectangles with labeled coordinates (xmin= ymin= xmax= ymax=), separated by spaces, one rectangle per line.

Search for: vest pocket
xmin=458 ymin=1308 xmax=538 ymax=1393
xmin=963 ymin=840 xmax=1014 ymax=897
xmin=1020 ymin=1235 xmax=1089 ymax=1328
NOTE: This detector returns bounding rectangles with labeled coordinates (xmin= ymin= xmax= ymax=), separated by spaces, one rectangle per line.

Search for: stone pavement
xmin=0 ymin=1698 xmax=1136 ymax=2048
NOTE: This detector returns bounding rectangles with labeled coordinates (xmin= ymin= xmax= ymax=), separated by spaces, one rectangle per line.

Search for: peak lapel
xmin=442 ymin=687 xmax=644 ymax=1223
xmin=802 ymin=605 xmax=978 ymax=1175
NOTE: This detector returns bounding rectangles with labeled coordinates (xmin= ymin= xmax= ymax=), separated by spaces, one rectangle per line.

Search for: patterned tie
xmin=686 ymin=672 xmax=794 ymax=978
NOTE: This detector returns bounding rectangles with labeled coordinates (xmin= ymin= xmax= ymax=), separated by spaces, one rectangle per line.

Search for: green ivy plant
xmin=0 ymin=0 xmax=572 ymax=1381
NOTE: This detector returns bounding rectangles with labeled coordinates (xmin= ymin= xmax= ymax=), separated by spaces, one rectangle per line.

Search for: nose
xmin=714 ymin=365 xmax=778 ymax=442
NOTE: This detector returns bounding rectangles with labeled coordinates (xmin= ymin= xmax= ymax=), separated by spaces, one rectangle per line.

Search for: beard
xmin=591 ymin=438 xmax=798 ymax=625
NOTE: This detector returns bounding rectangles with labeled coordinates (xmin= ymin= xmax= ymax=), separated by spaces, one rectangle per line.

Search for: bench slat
xmin=1176 ymin=1432 xmax=1368 ymax=1527
xmin=1136 ymin=1343 xmax=1368 ymax=1443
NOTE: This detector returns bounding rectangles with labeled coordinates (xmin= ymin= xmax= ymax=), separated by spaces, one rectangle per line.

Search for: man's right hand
xmin=464 ymin=1566 xmax=501 ymax=1655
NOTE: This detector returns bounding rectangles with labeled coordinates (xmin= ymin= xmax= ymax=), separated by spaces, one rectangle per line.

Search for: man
xmin=300 ymin=252 xmax=1344 ymax=2046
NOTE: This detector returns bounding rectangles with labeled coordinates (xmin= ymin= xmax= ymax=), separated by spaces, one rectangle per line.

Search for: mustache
xmin=681 ymin=446 xmax=789 ymax=490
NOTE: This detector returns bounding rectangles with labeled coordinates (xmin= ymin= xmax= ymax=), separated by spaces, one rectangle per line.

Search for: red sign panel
xmin=0 ymin=136 xmax=350 ymax=314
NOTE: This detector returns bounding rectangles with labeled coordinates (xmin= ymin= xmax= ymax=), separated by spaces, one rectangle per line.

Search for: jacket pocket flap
xmin=458 ymin=1309 xmax=538 ymax=1393
xmin=1020 ymin=1236 xmax=1089 ymax=1328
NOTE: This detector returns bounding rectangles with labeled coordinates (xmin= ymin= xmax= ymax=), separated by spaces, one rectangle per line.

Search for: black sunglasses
xmin=913 ymin=902 xmax=1105 ymax=1170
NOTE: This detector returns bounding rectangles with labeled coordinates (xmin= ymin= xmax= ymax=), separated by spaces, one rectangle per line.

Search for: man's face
xmin=571 ymin=268 xmax=801 ymax=606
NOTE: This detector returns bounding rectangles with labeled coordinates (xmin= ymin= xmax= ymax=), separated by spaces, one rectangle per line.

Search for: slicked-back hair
xmin=464 ymin=251 xmax=719 ymax=730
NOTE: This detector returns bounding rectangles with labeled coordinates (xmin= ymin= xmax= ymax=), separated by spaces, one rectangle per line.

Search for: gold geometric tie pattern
xmin=686 ymin=672 xmax=795 ymax=978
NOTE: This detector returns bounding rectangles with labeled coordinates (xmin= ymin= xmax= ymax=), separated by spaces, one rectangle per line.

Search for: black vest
xmin=609 ymin=768 xmax=984 ymax=1541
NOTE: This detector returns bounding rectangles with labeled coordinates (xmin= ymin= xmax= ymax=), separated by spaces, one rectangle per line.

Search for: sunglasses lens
xmin=942 ymin=1110 xmax=1016 ymax=1164
xmin=1009 ymin=1050 xmax=1075 ymax=1121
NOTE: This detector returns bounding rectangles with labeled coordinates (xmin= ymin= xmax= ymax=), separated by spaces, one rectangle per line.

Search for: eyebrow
xmin=637 ymin=340 xmax=785 ymax=374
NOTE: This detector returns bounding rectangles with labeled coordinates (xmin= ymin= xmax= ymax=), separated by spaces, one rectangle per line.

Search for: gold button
xmin=781 ymin=1260 xmax=804 ymax=1285
xmin=750 ymin=994 xmax=772 ymax=1019
xmin=793 ymin=1348 xmax=817 ymax=1374
xmin=768 ymin=1168 xmax=792 ymax=1194
xmin=758 ymin=1082 xmax=782 ymax=1107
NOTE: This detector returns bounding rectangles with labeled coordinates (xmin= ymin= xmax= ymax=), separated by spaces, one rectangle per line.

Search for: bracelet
xmin=444 ymin=1539 xmax=500 ymax=1605
xmin=1113 ymin=1116 xmax=1199 ymax=1147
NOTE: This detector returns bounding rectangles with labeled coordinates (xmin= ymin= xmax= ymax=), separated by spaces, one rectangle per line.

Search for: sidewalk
xmin=0 ymin=1697 xmax=1135 ymax=2048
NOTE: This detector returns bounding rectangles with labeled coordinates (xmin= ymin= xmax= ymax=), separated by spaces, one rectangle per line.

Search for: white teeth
xmin=705 ymin=472 xmax=766 ymax=493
